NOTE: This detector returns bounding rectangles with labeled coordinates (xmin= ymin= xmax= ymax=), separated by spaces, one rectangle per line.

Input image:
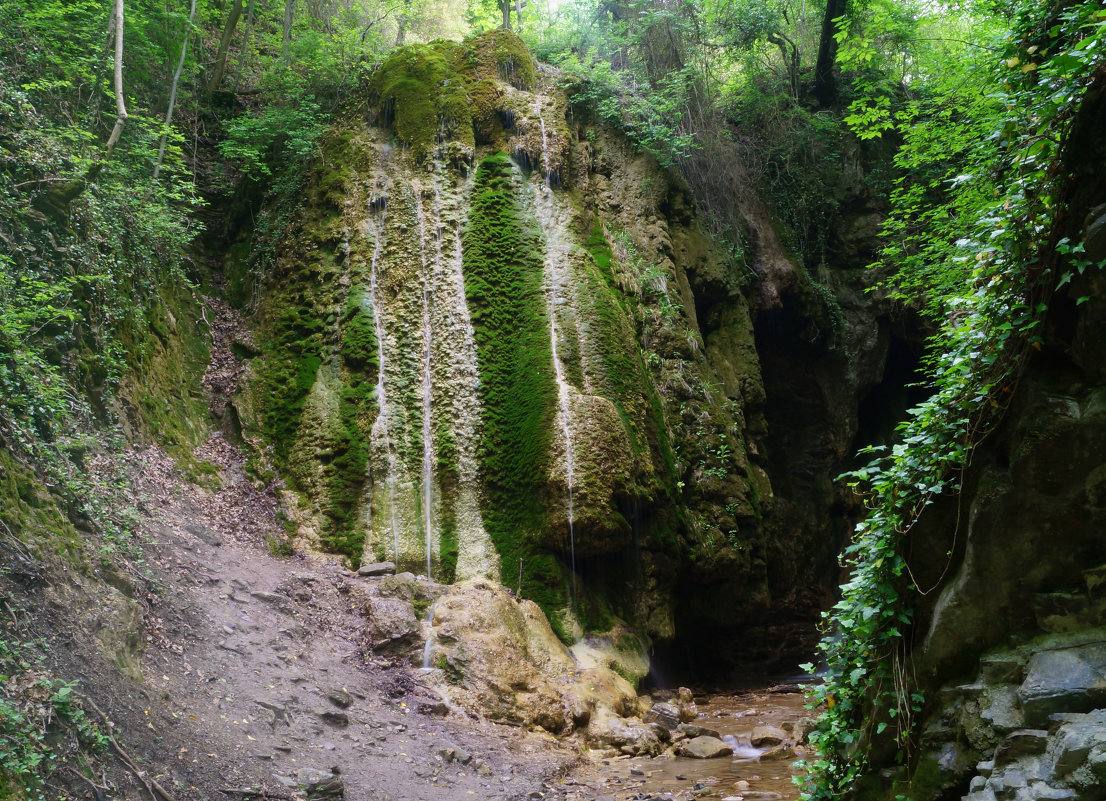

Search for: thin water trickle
xmin=366 ymin=187 xmax=401 ymax=565
xmin=420 ymin=606 xmax=436 ymax=669
xmin=532 ymin=93 xmax=576 ymax=609
xmin=415 ymin=189 xmax=435 ymax=581
xmin=536 ymin=95 xmax=552 ymax=188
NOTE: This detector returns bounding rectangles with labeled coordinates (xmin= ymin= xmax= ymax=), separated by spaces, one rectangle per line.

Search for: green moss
xmin=470 ymin=29 xmax=537 ymax=91
xmin=0 ymin=447 xmax=82 ymax=565
xmin=371 ymin=42 xmax=475 ymax=161
xmin=462 ymin=153 xmax=566 ymax=619
xmin=471 ymin=79 xmax=506 ymax=146
xmin=436 ymin=426 xmax=459 ymax=583
xmin=116 ymin=281 xmax=210 ymax=466
xmin=339 ymin=292 xmax=378 ymax=370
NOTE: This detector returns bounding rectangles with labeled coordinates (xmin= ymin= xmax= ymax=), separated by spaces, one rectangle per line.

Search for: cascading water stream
xmin=533 ymin=93 xmax=577 ymax=609
xmin=366 ymin=188 xmax=402 ymax=565
xmin=415 ymin=190 xmax=435 ymax=580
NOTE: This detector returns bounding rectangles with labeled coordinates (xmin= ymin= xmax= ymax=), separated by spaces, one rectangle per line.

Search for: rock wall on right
xmin=857 ymin=69 xmax=1106 ymax=801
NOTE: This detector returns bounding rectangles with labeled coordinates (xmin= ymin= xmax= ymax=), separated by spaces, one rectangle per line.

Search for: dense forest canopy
xmin=1 ymin=0 xmax=1104 ymax=797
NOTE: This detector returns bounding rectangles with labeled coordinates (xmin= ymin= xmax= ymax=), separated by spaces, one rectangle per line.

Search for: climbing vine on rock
xmin=799 ymin=2 xmax=1106 ymax=798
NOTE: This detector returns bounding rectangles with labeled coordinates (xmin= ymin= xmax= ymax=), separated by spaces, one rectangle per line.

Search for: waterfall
xmin=532 ymin=93 xmax=577 ymax=608
xmin=415 ymin=189 xmax=435 ymax=580
xmin=366 ymin=187 xmax=401 ymax=565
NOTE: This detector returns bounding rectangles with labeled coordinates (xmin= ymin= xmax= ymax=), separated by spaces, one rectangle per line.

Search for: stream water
xmin=576 ymin=687 xmax=808 ymax=801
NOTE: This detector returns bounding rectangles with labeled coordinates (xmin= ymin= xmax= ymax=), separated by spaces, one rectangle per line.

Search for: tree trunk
xmin=814 ymin=0 xmax=846 ymax=107
xmin=233 ymin=0 xmax=256 ymax=91
xmin=768 ymin=31 xmax=800 ymax=99
xmin=283 ymin=0 xmax=295 ymax=55
xmin=500 ymin=0 xmax=511 ymax=30
xmin=515 ymin=0 xmax=523 ymax=30
xmin=103 ymin=0 xmax=128 ymax=157
xmin=205 ymin=0 xmax=244 ymax=98
xmin=154 ymin=0 xmax=197 ymax=179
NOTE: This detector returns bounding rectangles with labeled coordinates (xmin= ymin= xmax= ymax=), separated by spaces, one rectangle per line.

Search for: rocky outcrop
xmin=236 ymin=29 xmax=792 ymax=647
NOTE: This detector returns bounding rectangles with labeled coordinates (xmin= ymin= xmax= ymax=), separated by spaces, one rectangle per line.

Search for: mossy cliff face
xmin=241 ymin=30 xmax=774 ymax=644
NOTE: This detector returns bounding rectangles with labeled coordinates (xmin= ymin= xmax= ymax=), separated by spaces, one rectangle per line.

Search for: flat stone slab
xmin=358 ymin=561 xmax=397 ymax=577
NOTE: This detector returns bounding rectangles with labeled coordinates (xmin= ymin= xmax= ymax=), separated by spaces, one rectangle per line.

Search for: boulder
xmin=678 ymin=723 xmax=721 ymax=739
xmin=644 ymin=702 xmax=680 ymax=730
xmin=681 ymin=735 xmax=734 ymax=759
xmin=676 ymin=687 xmax=698 ymax=722
xmin=751 ymin=725 xmax=788 ymax=747
xmin=363 ymin=596 xmax=419 ymax=653
xmin=357 ymin=561 xmax=396 ymax=577
xmin=589 ymin=716 xmax=663 ymax=757
xmin=1017 ymin=643 xmax=1106 ymax=727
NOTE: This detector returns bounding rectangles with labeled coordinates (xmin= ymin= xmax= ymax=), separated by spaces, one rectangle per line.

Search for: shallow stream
xmin=572 ymin=686 xmax=809 ymax=801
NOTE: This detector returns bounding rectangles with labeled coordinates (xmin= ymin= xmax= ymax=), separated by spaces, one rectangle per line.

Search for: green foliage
xmin=558 ymin=54 xmax=699 ymax=168
xmin=799 ymin=2 xmax=1106 ymax=798
xmin=0 ymin=635 xmax=108 ymax=801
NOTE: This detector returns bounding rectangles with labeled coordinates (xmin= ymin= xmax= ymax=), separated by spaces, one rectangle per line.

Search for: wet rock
xmin=643 ymin=702 xmax=680 ymax=730
xmin=750 ymin=725 xmax=787 ymax=747
xmin=758 ymin=744 xmax=794 ymax=761
xmin=680 ymin=736 xmax=733 ymax=759
xmin=590 ymin=717 xmax=663 ymax=757
xmin=994 ymin=729 xmax=1049 ymax=765
xmin=357 ymin=561 xmax=396 ymax=577
xmin=678 ymin=723 xmax=721 ymax=739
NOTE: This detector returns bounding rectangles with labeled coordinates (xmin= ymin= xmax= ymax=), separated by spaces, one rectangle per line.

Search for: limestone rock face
xmin=237 ymin=30 xmax=784 ymax=653
xmin=418 ymin=579 xmax=639 ymax=734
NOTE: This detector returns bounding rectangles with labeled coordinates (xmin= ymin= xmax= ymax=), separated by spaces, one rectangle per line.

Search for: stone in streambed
xmin=644 ymin=702 xmax=680 ymax=730
xmin=678 ymin=723 xmax=721 ymax=739
xmin=751 ymin=725 xmax=788 ymax=747
xmin=357 ymin=561 xmax=396 ymax=577
xmin=681 ymin=736 xmax=733 ymax=759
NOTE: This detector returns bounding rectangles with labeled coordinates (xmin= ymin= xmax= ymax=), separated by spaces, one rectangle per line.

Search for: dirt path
xmin=93 ymin=435 xmax=577 ymax=801
xmin=27 ymin=293 xmax=581 ymax=801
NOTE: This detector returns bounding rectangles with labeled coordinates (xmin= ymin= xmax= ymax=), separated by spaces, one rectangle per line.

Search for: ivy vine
xmin=798 ymin=2 xmax=1106 ymax=798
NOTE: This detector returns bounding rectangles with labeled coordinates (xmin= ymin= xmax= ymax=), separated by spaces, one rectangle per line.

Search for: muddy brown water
xmin=578 ymin=688 xmax=810 ymax=801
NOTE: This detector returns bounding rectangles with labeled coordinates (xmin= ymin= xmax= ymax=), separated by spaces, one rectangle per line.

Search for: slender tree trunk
xmin=205 ymin=0 xmax=244 ymax=98
xmin=515 ymin=0 xmax=523 ymax=30
xmin=103 ymin=0 xmax=128 ymax=157
xmin=500 ymin=0 xmax=511 ymax=30
xmin=814 ymin=0 xmax=846 ymax=106
xmin=232 ymin=0 xmax=256 ymax=91
xmin=154 ymin=0 xmax=197 ymax=179
xmin=283 ymin=0 xmax=295 ymax=56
